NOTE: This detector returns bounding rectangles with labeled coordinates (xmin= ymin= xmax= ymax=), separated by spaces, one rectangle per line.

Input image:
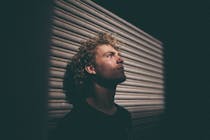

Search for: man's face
xmin=93 ymin=44 xmax=126 ymax=85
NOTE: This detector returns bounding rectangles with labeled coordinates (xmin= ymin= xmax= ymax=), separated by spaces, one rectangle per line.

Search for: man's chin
xmin=94 ymin=74 xmax=126 ymax=87
xmin=116 ymin=75 xmax=126 ymax=84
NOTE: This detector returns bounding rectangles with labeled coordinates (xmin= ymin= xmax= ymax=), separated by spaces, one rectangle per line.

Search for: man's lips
xmin=117 ymin=66 xmax=124 ymax=70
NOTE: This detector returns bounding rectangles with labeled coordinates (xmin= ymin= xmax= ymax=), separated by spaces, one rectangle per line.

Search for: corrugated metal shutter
xmin=48 ymin=0 xmax=164 ymax=137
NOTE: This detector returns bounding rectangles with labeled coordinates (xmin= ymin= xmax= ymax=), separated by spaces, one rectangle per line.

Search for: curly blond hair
xmin=63 ymin=32 xmax=120 ymax=105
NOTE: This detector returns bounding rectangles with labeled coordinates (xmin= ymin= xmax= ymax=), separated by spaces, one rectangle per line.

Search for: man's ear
xmin=85 ymin=65 xmax=96 ymax=74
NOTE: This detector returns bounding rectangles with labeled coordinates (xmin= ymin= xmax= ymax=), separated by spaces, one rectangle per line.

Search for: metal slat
xmin=124 ymin=79 xmax=163 ymax=89
xmin=117 ymin=86 xmax=164 ymax=94
xmin=124 ymin=64 xmax=163 ymax=79
xmin=53 ymin=17 xmax=96 ymax=39
xmin=80 ymin=2 xmax=163 ymax=57
xmin=65 ymin=0 xmax=163 ymax=54
xmin=51 ymin=37 xmax=79 ymax=51
xmin=115 ymin=100 xmax=163 ymax=107
xmin=48 ymin=91 xmax=66 ymax=99
xmin=49 ymin=58 xmax=67 ymax=68
xmin=116 ymin=93 xmax=164 ymax=99
xmin=125 ymin=105 xmax=164 ymax=112
xmin=51 ymin=17 xmax=162 ymax=63
xmin=48 ymin=102 xmax=72 ymax=110
xmin=51 ymin=9 xmax=162 ymax=66
xmin=82 ymin=0 xmax=162 ymax=46
xmin=121 ymin=81 xmax=163 ymax=90
xmin=121 ymin=50 xmax=163 ymax=71
xmin=54 ymin=1 xmax=163 ymax=59
xmin=52 ymin=26 xmax=84 ymax=43
xmin=126 ymin=72 xmax=164 ymax=84
xmin=51 ymin=27 xmax=163 ymax=69
xmin=51 ymin=14 xmax=162 ymax=63
xmin=53 ymin=7 xmax=108 ymax=34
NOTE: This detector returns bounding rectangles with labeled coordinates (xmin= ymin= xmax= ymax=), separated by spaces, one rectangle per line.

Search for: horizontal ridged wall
xmin=48 ymin=0 xmax=164 ymax=136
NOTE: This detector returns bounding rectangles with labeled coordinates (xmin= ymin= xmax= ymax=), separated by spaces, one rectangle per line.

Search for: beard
xmin=93 ymin=72 xmax=126 ymax=89
xmin=112 ymin=73 xmax=126 ymax=84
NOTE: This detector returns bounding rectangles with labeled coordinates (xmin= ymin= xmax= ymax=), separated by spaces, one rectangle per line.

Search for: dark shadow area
xmin=6 ymin=1 xmax=53 ymax=140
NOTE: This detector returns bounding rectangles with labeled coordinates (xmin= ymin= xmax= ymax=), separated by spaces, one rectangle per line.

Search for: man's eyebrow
xmin=103 ymin=51 xmax=122 ymax=57
xmin=103 ymin=51 xmax=115 ymax=55
xmin=103 ymin=51 xmax=119 ymax=55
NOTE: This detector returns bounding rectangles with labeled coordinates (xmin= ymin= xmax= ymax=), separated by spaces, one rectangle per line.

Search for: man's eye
xmin=107 ymin=53 xmax=114 ymax=58
xmin=107 ymin=54 xmax=112 ymax=57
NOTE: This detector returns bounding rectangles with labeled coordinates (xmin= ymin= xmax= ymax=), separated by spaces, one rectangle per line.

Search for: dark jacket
xmin=49 ymin=102 xmax=132 ymax=140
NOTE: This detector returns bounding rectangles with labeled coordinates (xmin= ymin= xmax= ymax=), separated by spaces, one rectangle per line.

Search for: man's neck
xmin=86 ymin=82 xmax=117 ymax=115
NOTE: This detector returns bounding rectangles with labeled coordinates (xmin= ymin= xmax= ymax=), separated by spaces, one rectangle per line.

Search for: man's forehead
xmin=96 ymin=44 xmax=118 ymax=53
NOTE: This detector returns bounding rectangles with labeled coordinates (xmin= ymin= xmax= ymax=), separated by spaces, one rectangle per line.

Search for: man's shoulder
xmin=54 ymin=108 xmax=84 ymax=129
xmin=60 ymin=108 xmax=84 ymax=122
xmin=49 ymin=108 xmax=85 ymax=139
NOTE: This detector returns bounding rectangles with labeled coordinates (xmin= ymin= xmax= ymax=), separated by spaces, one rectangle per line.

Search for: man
xmin=50 ymin=32 xmax=132 ymax=140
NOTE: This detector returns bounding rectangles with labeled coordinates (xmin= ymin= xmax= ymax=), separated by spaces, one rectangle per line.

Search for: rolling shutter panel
xmin=48 ymin=0 xmax=164 ymax=136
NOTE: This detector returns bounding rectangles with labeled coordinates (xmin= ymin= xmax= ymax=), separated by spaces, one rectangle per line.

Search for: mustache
xmin=116 ymin=65 xmax=124 ymax=70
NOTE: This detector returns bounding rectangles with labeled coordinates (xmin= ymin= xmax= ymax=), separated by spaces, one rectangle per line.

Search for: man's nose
xmin=116 ymin=55 xmax=124 ymax=64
